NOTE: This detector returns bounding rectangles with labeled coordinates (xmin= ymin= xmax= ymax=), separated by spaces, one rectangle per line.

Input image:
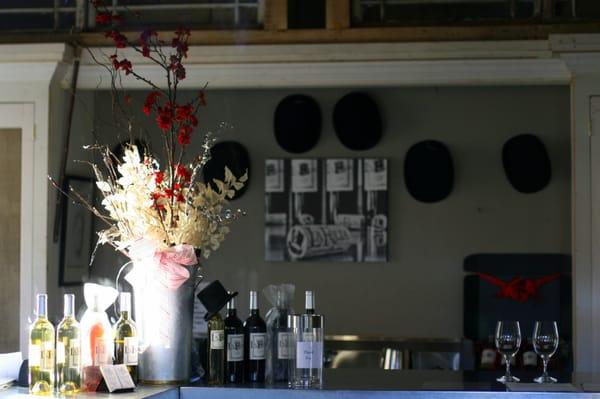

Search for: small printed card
xmin=99 ymin=364 xmax=136 ymax=393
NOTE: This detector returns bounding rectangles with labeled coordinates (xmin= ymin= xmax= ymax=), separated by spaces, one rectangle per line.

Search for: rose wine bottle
xmin=29 ymin=294 xmax=55 ymax=395
xmin=57 ymin=294 xmax=81 ymax=394
xmin=224 ymin=294 xmax=244 ymax=384
xmin=207 ymin=312 xmax=225 ymax=385
xmin=244 ymin=291 xmax=266 ymax=383
xmin=113 ymin=293 xmax=138 ymax=383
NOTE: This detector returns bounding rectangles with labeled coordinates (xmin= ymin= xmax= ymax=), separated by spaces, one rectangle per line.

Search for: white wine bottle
xmin=57 ymin=294 xmax=81 ymax=394
xmin=207 ymin=312 xmax=225 ymax=385
xmin=29 ymin=294 xmax=55 ymax=395
xmin=113 ymin=292 xmax=138 ymax=384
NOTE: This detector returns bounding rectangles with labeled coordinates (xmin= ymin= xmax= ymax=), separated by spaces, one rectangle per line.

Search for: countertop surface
xmin=6 ymin=370 xmax=600 ymax=398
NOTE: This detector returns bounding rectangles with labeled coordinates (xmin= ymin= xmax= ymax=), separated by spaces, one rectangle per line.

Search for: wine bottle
xmin=244 ymin=291 xmax=266 ymax=383
xmin=224 ymin=294 xmax=244 ymax=384
xmin=29 ymin=294 xmax=55 ymax=395
xmin=113 ymin=292 xmax=138 ymax=384
xmin=57 ymin=294 xmax=81 ymax=394
xmin=305 ymin=291 xmax=315 ymax=315
xmin=272 ymin=291 xmax=291 ymax=382
xmin=207 ymin=312 xmax=225 ymax=385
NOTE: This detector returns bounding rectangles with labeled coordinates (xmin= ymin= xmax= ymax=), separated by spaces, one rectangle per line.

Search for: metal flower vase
xmin=127 ymin=262 xmax=200 ymax=384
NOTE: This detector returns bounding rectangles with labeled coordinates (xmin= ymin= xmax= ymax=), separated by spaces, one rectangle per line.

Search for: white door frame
xmin=0 ymin=103 xmax=39 ymax=355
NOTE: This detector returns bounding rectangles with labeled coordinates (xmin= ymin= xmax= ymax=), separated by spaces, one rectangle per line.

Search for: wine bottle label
xmin=277 ymin=332 xmax=292 ymax=359
xmin=302 ymin=331 xmax=316 ymax=342
xmin=124 ymin=337 xmax=138 ymax=366
xmin=523 ymin=350 xmax=538 ymax=367
xmin=69 ymin=339 xmax=80 ymax=367
xmin=296 ymin=341 xmax=323 ymax=369
xmin=40 ymin=342 xmax=54 ymax=371
xmin=29 ymin=344 xmax=41 ymax=367
xmin=210 ymin=330 xmax=224 ymax=350
xmin=93 ymin=338 xmax=111 ymax=366
xmin=249 ymin=333 xmax=266 ymax=360
xmin=226 ymin=334 xmax=244 ymax=362
xmin=56 ymin=341 xmax=66 ymax=364
xmin=480 ymin=348 xmax=496 ymax=366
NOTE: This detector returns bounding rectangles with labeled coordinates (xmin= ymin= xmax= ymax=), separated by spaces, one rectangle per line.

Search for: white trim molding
xmin=0 ymin=43 xmax=69 ymax=355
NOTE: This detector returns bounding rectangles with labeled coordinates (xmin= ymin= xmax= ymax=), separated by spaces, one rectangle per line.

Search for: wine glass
xmin=495 ymin=321 xmax=522 ymax=383
xmin=532 ymin=321 xmax=559 ymax=383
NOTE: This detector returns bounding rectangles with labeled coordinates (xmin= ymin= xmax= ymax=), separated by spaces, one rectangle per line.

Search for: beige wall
xmin=51 ymin=85 xmax=570 ymax=338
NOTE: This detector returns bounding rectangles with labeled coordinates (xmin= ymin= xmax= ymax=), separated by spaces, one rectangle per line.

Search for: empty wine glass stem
xmin=505 ymin=355 xmax=511 ymax=378
xmin=542 ymin=357 xmax=549 ymax=378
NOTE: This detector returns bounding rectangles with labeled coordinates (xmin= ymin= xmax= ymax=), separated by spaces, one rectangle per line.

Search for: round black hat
xmin=274 ymin=94 xmax=321 ymax=153
xmin=197 ymin=280 xmax=238 ymax=321
xmin=502 ymin=134 xmax=551 ymax=194
xmin=404 ymin=140 xmax=454 ymax=203
xmin=333 ymin=92 xmax=382 ymax=151
xmin=203 ymin=141 xmax=250 ymax=200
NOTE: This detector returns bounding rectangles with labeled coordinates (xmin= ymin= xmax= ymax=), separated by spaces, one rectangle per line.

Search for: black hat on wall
xmin=404 ymin=140 xmax=454 ymax=203
xmin=333 ymin=92 xmax=382 ymax=151
xmin=274 ymin=94 xmax=321 ymax=153
xmin=197 ymin=280 xmax=237 ymax=321
xmin=203 ymin=141 xmax=250 ymax=200
xmin=502 ymin=134 xmax=552 ymax=194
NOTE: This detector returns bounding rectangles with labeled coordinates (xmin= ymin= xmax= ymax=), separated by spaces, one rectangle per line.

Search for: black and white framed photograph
xmin=59 ymin=176 xmax=94 ymax=286
xmin=265 ymin=158 xmax=388 ymax=262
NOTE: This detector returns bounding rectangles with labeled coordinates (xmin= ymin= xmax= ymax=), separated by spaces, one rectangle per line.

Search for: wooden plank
xmin=263 ymin=0 xmax=287 ymax=31
xmin=326 ymin=0 xmax=351 ymax=30
xmin=1 ymin=22 xmax=600 ymax=46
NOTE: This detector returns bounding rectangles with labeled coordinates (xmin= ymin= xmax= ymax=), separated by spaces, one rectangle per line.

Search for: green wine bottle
xmin=29 ymin=294 xmax=55 ymax=395
xmin=57 ymin=294 xmax=81 ymax=394
xmin=207 ymin=312 xmax=225 ymax=385
xmin=113 ymin=292 xmax=138 ymax=383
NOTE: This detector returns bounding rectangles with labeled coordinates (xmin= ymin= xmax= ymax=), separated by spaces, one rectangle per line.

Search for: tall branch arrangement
xmin=57 ymin=1 xmax=246 ymax=259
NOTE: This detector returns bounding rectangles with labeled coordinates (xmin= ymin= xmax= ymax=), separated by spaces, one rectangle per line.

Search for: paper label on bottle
xmin=296 ymin=341 xmax=323 ymax=369
xmin=523 ymin=350 xmax=538 ymax=367
xmin=40 ymin=342 xmax=54 ymax=371
xmin=56 ymin=341 xmax=66 ymax=364
xmin=249 ymin=333 xmax=266 ymax=360
xmin=69 ymin=339 xmax=80 ymax=367
xmin=226 ymin=334 xmax=244 ymax=362
xmin=210 ymin=330 xmax=224 ymax=350
xmin=29 ymin=344 xmax=41 ymax=367
xmin=124 ymin=337 xmax=138 ymax=366
xmin=302 ymin=331 xmax=316 ymax=342
xmin=93 ymin=338 xmax=111 ymax=366
xmin=277 ymin=332 xmax=292 ymax=359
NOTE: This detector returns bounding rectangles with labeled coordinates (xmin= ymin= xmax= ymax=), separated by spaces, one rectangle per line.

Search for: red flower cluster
xmin=175 ymin=164 xmax=191 ymax=183
xmin=172 ymin=27 xmax=190 ymax=58
xmin=105 ymin=30 xmax=127 ymax=48
xmin=156 ymin=103 xmax=175 ymax=131
xmin=110 ymin=55 xmax=132 ymax=75
xmin=143 ymin=91 xmax=161 ymax=116
xmin=96 ymin=13 xmax=122 ymax=25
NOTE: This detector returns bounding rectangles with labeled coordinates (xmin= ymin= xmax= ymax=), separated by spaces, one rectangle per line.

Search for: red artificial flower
xmin=163 ymin=188 xmax=174 ymax=198
xmin=154 ymin=171 xmax=164 ymax=185
xmin=110 ymin=56 xmax=133 ymax=75
xmin=143 ymin=91 xmax=161 ymax=116
xmin=175 ymin=164 xmax=191 ymax=183
xmin=96 ymin=13 xmax=112 ymax=24
xmin=177 ymin=125 xmax=192 ymax=145
xmin=105 ymin=30 xmax=127 ymax=48
xmin=176 ymin=193 xmax=185 ymax=203
xmin=175 ymin=104 xmax=193 ymax=122
xmin=156 ymin=105 xmax=174 ymax=131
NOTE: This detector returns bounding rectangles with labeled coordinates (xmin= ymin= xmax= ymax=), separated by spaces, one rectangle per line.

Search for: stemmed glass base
xmin=534 ymin=375 xmax=557 ymax=384
xmin=497 ymin=374 xmax=520 ymax=383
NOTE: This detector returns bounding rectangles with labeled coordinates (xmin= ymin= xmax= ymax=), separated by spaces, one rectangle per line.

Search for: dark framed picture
xmin=265 ymin=158 xmax=388 ymax=262
xmin=59 ymin=176 xmax=94 ymax=286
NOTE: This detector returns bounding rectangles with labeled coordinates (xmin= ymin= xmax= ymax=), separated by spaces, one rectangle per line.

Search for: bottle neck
xmin=227 ymin=308 xmax=237 ymax=318
xmin=250 ymin=309 xmax=260 ymax=317
xmin=120 ymin=310 xmax=130 ymax=320
xmin=63 ymin=294 xmax=75 ymax=318
xmin=119 ymin=292 xmax=131 ymax=320
xmin=36 ymin=294 xmax=48 ymax=319
xmin=305 ymin=291 xmax=315 ymax=314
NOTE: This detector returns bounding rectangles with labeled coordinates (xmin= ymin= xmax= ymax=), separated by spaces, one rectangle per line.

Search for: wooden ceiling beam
xmin=0 ymin=22 xmax=599 ymax=46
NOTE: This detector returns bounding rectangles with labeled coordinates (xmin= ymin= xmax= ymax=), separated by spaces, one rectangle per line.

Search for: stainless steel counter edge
xmin=180 ymin=387 xmax=600 ymax=399
xmin=0 ymin=386 xmax=178 ymax=399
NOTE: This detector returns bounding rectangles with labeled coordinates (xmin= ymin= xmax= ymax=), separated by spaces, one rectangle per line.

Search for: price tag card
xmin=99 ymin=364 xmax=136 ymax=392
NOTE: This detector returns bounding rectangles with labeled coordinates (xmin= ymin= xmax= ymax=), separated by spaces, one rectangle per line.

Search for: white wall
xmin=81 ymin=85 xmax=571 ymax=338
